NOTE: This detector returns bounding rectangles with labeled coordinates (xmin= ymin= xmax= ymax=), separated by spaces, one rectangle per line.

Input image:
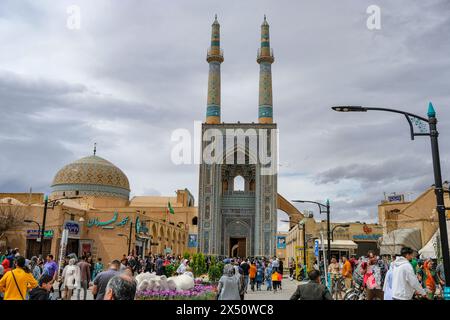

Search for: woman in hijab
xmin=29 ymin=256 xmax=41 ymax=281
xmin=217 ymin=264 xmax=240 ymax=300
xmin=176 ymin=259 xmax=188 ymax=275
xmin=255 ymin=262 xmax=264 ymax=291
xmin=61 ymin=258 xmax=81 ymax=300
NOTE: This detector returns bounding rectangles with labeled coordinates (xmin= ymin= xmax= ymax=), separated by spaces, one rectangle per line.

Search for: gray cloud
xmin=0 ymin=0 xmax=449 ymax=225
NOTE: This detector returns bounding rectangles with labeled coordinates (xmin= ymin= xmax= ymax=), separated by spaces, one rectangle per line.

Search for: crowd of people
xmin=0 ymin=247 xmax=288 ymax=301
xmin=0 ymin=248 xmax=136 ymax=300
xmin=0 ymin=246 xmax=447 ymax=301
xmin=216 ymin=257 xmax=285 ymax=300
xmin=295 ymin=247 xmax=447 ymax=300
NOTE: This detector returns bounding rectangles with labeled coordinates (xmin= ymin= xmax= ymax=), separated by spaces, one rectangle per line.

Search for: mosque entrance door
xmin=229 ymin=237 xmax=246 ymax=258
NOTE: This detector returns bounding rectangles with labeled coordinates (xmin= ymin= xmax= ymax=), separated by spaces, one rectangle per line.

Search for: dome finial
xmin=93 ymin=142 xmax=97 ymax=156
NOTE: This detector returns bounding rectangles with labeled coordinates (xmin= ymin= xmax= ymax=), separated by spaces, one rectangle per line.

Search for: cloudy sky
xmin=1 ymin=0 xmax=449 ymax=231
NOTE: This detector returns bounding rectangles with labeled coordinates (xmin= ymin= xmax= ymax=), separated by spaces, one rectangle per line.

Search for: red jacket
xmin=1 ymin=259 xmax=11 ymax=274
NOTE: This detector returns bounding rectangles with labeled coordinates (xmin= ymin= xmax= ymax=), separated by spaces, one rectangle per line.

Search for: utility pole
xmin=39 ymin=195 xmax=49 ymax=256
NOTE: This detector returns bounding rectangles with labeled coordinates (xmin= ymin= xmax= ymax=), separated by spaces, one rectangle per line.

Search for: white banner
xmin=58 ymin=229 xmax=69 ymax=276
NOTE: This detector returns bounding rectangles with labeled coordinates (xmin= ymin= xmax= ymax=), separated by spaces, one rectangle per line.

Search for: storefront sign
xmin=87 ymin=212 xmax=130 ymax=229
xmin=63 ymin=220 xmax=81 ymax=239
xmin=388 ymin=194 xmax=404 ymax=202
xmin=26 ymin=229 xmax=54 ymax=239
xmin=353 ymin=234 xmax=382 ymax=240
xmin=188 ymin=234 xmax=198 ymax=248
xmin=314 ymin=240 xmax=319 ymax=257
xmin=277 ymin=236 xmax=286 ymax=249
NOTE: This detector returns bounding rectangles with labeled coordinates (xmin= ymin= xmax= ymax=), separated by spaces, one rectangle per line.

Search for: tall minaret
xmin=257 ymin=15 xmax=274 ymax=124
xmin=205 ymin=15 xmax=224 ymax=124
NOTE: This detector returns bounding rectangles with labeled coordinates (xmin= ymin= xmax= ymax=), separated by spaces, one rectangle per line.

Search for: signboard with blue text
xmin=26 ymin=230 xmax=54 ymax=239
xmin=188 ymin=234 xmax=198 ymax=247
xmin=353 ymin=234 xmax=382 ymax=241
xmin=388 ymin=194 xmax=404 ymax=202
xmin=63 ymin=220 xmax=81 ymax=239
xmin=277 ymin=236 xmax=286 ymax=249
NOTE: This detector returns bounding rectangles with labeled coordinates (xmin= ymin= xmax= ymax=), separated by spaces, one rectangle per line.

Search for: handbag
xmin=11 ymin=271 xmax=25 ymax=300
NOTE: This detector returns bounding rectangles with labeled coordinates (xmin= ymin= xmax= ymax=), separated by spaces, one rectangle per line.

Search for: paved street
xmin=245 ymin=276 xmax=303 ymax=300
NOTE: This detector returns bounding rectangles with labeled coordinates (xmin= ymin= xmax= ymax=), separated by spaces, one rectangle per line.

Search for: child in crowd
xmin=272 ymin=270 xmax=280 ymax=293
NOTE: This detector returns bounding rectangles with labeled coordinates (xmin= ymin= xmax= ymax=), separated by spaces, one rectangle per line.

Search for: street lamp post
xmin=39 ymin=195 xmax=49 ymax=256
xmin=332 ymin=103 xmax=450 ymax=299
xmin=298 ymin=220 xmax=307 ymax=276
xmin=293 ymin=200 xmax=331 ymax=262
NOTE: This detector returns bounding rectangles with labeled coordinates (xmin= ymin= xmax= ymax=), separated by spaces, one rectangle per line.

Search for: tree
xmin=192 ymin=253 xmax=207 ymax=277
xmin=0 ymin=200 xmax=26 ymax=239
xmin=208 ymin=256 xmax=224 ymax=283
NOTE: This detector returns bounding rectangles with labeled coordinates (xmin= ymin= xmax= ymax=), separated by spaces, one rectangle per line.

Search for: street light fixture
xmin=332 ymin=102 xmax=450 ymax=300
xmin=39 ymin=195 xmax=83 ymax=256
xmin=293 ymin=199 xmax=331 ymax=263
xmin=331 ymin=224 xmax=350 ymax=241
xmin=298 ymin=219 xmax=308 ymax=276
xmin=24 ymin=219 xmax=41 ymax=242
xmin=118 ymin=233 xmax=131 ymax=255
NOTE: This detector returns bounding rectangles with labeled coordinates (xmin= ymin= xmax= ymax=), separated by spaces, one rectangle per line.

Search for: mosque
xmin=0 ymin=150 xmax=198 ymax=262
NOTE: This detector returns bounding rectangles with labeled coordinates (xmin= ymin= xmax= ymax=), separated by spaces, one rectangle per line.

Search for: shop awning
xmin=379 ymin=228 xmax=422 ymax=255
xmin=318 ymin=240 xmax=358 ymax=250
xmin=419 ymin=221 xmax=450 ymax=259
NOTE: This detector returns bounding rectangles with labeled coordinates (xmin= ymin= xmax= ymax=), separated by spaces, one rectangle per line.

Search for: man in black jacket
xmin=29 ymin=275 xmax=54 ymax=300
xmin=290 ymin=270 xmax=332 ymax=300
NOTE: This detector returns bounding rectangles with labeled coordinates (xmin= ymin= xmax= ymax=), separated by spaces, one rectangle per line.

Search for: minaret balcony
xmin=207 ymin=48 xmax=224 ymax=63
xmin=257 ymin=48 xmax=274 ymax=63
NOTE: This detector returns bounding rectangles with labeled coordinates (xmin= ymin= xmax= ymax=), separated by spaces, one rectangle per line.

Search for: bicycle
xmin=330 ymin=275 xmax=346 ymax=300
xmin=344 ymin=282 xmax=366 ymax=300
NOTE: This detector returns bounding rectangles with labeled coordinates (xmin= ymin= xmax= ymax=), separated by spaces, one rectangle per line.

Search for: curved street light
xmin=293 ymin=199 xmax=331 ymax=263
xmin=332 ymin=102 xmax=450 ymax=300
xmin=24 ymin=219 xmax=42 ymax=242
xmin=331 ymin=224 xmax=350 ymax=242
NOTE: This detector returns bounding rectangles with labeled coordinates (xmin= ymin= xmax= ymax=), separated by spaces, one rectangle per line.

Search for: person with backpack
xmin=0 ymin=256 xmax=38 ymax=300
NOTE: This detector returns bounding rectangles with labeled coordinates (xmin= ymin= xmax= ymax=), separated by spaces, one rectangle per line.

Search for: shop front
xmin=25 ymin=229 xmax=54 ymax=258
xmin=352 ymin=233 xmax=382 ymax=256
xmin=318 ymin=240 xmax=358 ymax=260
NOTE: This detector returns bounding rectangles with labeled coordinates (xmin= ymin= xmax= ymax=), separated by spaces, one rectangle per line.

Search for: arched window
xmin=233 ymin=175 xmax=245 ymax=191
xmin=192 ymin=216 xmax=198 ymax=225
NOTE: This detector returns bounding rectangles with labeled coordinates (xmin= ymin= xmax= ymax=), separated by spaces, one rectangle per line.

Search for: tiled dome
xmin=51 ymin=155 xmax=130 ymax=199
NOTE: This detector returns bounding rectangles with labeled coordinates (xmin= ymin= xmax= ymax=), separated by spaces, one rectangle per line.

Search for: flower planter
xmin=135 ymin=285 xmax=218 ymax=300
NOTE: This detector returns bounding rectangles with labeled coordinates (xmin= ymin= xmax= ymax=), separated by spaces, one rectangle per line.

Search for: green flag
xmin=167 ymin=201 xmax=175 ymax=214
